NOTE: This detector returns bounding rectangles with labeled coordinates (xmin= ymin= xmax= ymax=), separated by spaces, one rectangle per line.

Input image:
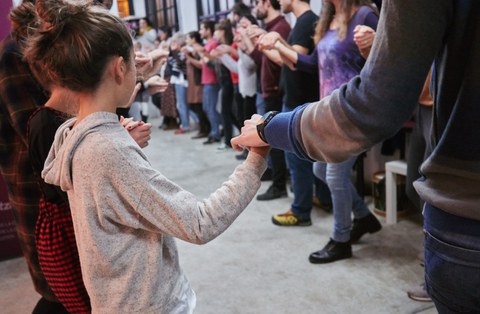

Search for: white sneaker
xmin=217 ymin=143 xmax=231 ymax=151
xmin=407 ymin=283 xmax=432 ymax=302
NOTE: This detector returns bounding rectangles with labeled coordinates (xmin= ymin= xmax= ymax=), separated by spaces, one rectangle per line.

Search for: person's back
xmin=0 ymin=24 xmax=62 ymax=314
xmin=232 ymin=1 xmax=480 ymax=312
xmin=28 ymin=1 xmax=269 ymax=312
xmin=282 ymin=10 xmax=318 ymax=110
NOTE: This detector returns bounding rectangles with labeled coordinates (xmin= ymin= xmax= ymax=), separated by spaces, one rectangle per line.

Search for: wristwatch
xmin=256 ymin=111 xmax=279 ymax=144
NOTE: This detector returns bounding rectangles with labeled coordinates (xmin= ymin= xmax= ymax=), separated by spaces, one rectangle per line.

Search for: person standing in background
xmin=244 ymin=0 xmax=291 ymax=201
xmin=183 ymin=31 xmax=210 ymax=139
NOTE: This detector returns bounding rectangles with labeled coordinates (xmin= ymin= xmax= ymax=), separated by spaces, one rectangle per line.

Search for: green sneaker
xmin=272 ymin=210 xmax=312 ymax=226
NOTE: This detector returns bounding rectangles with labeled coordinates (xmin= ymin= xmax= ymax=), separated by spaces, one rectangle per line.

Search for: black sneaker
xmin=309 ymin=238 xmax=352 ymax=264
xmin=350 ymin=213 xmax=382 ymax=243
xmin=256 ymin=185 xmax=287 ymax=201
xmin=203 ymin=137 xmax=221 ymax=145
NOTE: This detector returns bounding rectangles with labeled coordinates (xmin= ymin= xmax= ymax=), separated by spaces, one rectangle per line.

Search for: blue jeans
xmin=202 ymin=84 xmax=221 ymax=139
xmin=256 ymin=92 xmax=265 ymax=115
xmin=175 ymin=84 xmax=189 ymax=130
xmin=285 ymin=152 xmax=314 ymax=220
xmin=313 ymin=158 xmax=370 ymax=242
xmin=424 ymin=203 xmax=480 ymax=313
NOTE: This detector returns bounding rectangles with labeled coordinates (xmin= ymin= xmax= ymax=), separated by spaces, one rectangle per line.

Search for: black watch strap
xmin=257 ymin=111 xmax=279 ymax=144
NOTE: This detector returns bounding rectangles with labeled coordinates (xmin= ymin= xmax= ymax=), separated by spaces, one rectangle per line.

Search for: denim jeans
xmin=256 ymin=92 xmax=265 ymax=115
xmin=313 ymin=158 xmax=370 ymax=242
xmin=175 ymin=84 xmax=190 ymax=130
xmin=285 ymin=152 xmax=313 ymax=220
xmin=264 ymin=96 xmax=286 ymax=190
xmin=424 ymin=203 xmax=480 ymax=313
xmin=202 ymin=84 xmax=221 ymax=139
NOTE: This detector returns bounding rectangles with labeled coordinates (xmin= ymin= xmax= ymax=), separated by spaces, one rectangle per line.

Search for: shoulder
xmin=357 ymin=5 xmax=379 ymax=21
xmin=274 ymin=17 xmax=291 ymax=37
xmin=297 ymin=10 xmax=319 ymax=25
xmin=77 ymin=125 xmax=145 ymax=168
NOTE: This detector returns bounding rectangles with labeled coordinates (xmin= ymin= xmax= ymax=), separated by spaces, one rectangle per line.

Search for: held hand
xmin=353 ymin=25 xmax=375 ymax=50
xmin=136 ymin=49 xmax=168 ymax=79
xmin=258 ymin=32 xmax=280 ymax=50
xmin=249 ymin=146 xmax=270 ymax=159
xmin=135 ymin=52 xmax=153 ymax=80
xmin=217 ymin=44 xmax=232 ymax=55
xmin=145 ymin=76 xmax=169 ymax=93
xmin=128 ymin=122 xmax=152 ymax=148
xmin=230 ymin=114 xmax=269 ymax=152
xmin=246 ymin=25 xmax=266 ymax=40
xmin=210 ymin=49 xmax=221 ymax=58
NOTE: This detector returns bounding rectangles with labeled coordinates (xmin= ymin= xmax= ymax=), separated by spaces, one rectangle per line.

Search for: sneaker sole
xmin=308 ymin=253 xmax=352 ymax=264
xmin=271 ymin=217 xmax=312 ymax=227
xmin=407 ymin=294 xmax=432 ymax=302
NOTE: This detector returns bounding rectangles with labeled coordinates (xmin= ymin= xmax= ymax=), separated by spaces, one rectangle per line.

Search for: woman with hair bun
xmin=27 ymin=1 xmax=269 ymax=313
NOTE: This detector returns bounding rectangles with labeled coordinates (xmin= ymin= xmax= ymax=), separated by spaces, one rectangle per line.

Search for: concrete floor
xmin=0 ymin=118 xmax=437 ymax=314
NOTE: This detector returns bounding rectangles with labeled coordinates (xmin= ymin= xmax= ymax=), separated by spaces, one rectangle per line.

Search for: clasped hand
xmin=231 ymin=114 xmax=270 ymax=158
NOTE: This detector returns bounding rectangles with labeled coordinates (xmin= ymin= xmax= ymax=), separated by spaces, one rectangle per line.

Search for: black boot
xmin=350 ymin=213 xmax=382 ymax=243
xmin=309 ymin=238 xmax=352 ymax=264
xmin=256 ymin=184 xmax=287 ymax=201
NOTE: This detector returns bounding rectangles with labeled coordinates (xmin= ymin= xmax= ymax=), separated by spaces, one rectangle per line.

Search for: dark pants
xmin=233 ymin=85 xmax=257 ymax=124
xmin=189 ymin=103 xmax=210 ymax=135
xmin=424 ymin=204 xmax=480 ymax=313
xmin=33 ymin=298 xmax=69 ymax=314
xmin=264 ymin=95 xmax=287 ymax=189
xmin=220 ymin=81 xmax=240 ymax=146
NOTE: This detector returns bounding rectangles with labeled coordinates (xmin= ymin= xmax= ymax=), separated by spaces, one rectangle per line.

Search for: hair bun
xmin=36 ymin=0 xmax=90 ymax=33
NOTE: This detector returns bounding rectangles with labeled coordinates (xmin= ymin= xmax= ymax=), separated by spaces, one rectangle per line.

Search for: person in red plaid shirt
xmin=0 ymin=2 xmax=69 ymax=313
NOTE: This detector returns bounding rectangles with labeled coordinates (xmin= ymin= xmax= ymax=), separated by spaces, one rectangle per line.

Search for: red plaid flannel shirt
xmin=0 ymin=34 xmax=56 ymax=301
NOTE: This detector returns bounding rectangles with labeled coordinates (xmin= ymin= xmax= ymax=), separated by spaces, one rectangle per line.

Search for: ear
xmin=113 ymin=56 xmax=127 ymax=85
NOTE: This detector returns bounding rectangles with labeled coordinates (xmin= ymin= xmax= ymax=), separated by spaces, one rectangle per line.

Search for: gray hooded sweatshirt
xmin=42 ymin=112 xmax=267 ymax=313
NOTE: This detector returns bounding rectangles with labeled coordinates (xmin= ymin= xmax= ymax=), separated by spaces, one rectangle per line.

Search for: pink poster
xmin=0 ymin=175 xmax=22 ymax=260
xmin=0 ymin=1 xmax=13 ymax=40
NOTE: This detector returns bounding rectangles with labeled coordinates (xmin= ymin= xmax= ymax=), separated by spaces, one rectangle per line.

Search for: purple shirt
xmin=297 ymin=6 xmax=378 ymax=98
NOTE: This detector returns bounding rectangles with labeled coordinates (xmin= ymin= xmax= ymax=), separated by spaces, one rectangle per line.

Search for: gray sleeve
xmin=220 ymin=54 xmax=238 ymax=73
xmin=297 ymin=0 xmax=449 ymax=163
xmin=135 ymin=152 xmax=267 ymax=244
xmin=239 ymin=50 xmax=256 ymax=71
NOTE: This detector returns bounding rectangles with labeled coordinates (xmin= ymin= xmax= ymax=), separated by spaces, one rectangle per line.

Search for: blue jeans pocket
xmin=424 ymin=231 xmax=480 ymax=313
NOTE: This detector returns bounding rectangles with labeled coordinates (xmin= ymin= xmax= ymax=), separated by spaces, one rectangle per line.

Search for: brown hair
xmin=9 ymin=1 xmax=37 ymax=50
xmin=24 ymin=0 xmax=133 ymax=92
xmin=215 ymin=19 xmax=234 ymax=45
xmin=314 ymin=0 xmax=378 ymax=43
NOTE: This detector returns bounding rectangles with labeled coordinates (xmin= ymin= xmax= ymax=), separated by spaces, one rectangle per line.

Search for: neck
xmin=264 ymin=9 xmax=280 ymax=24
xmin=292 ymin=2 xmax=310 ymax=18
xmin=45 ymin=87 xmax=79 ymax=116
xmin=331 ymin=0 xmax=341 ymax=16
xmin=76 ymin=87 xmax=117 ymax=124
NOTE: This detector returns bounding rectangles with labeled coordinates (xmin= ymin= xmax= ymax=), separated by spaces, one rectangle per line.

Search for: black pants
xmin=33 ymin=297 xmax=68 ymax=314
xmin=189 ymin=102 xmax=210 ymax=134
xmin=264 ymin=95 xmax=287 ymax=189
xmin=220 ymin=82 xmax=241 ymax=146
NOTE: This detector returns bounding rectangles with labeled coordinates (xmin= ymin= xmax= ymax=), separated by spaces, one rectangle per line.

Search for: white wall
xmin=310 ymin=0 xmax=322 ymax=15
xmin=132 ymin=0 xmax=146 ymax=18
xmin=176 ymin=0 xmax=198 ymax=32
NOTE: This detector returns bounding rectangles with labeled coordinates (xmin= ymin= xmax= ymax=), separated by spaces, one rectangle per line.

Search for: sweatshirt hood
xmin=42 ymin=112 xmax=119 ymax=192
